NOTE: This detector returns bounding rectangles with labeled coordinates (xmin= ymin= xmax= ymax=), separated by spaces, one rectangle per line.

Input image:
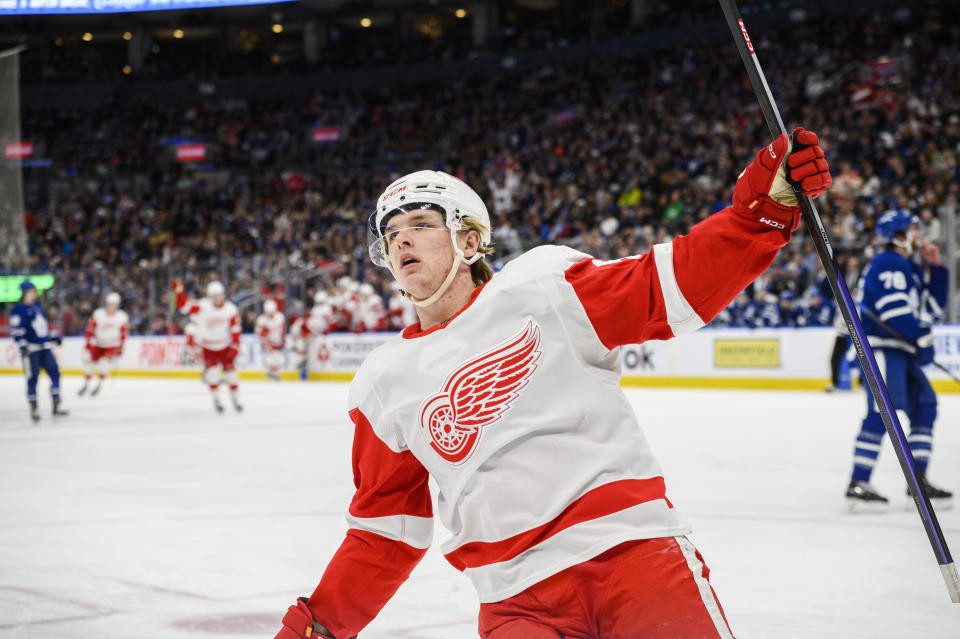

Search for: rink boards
xmin=4 ymin=326 xmax=960 ymax=392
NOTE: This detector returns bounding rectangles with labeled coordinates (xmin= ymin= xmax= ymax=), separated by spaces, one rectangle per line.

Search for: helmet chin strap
xmin=893 ymin=235 xmax=913 ymax=255
xmin=393 ymin=226 xmax=480 ymax=308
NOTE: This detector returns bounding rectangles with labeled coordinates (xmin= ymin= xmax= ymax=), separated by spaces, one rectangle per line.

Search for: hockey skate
xmin=52 ymin=398 xmax=69 ymax=418
xmin=30 ymin=403 xmax=41 ymax=424
xmin=213 ymin=396 xmax=225 ymax=414
xmin=91 ymin=383 xmax=103 ymax=397
xmin=846 ymin=481 xmax=888 ymax=513
xmin=906 ymin=471 xmax=953 ymax=511
xmin=230 ymin=392 xmax=243 ymax=413
xmin=77 ymin=382 xmax=89 ymax=397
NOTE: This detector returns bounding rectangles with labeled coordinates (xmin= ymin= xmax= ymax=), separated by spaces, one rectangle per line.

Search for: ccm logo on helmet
xmin=759 ymin=216 xmax=786 ymax=229
xmin=383 ymin=185 xmax=408 ymax=199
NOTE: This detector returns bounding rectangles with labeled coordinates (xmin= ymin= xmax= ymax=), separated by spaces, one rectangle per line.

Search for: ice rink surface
xmin=1 ymin=375 xmax=958 ymax=638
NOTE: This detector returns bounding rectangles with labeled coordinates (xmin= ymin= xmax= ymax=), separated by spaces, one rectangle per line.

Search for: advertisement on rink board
xmin=5 ymin=327 xmax=960 ymax=391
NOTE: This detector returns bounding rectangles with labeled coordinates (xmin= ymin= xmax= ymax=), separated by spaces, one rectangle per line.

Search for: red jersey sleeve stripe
xmin=443 ymin=477 xmax=666 ymax=571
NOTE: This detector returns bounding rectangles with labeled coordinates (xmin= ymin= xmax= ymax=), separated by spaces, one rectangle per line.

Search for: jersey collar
xmin=401 ymin=281 xmax=490 ymax=339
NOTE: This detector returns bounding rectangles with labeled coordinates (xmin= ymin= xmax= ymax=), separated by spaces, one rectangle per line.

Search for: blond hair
xmin=459 ymin=216 xmax=494 ymax=286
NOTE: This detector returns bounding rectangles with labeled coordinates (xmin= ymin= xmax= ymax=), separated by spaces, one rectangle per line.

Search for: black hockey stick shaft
xmin=717 ymin=0 xmax=959 ymax=602
xmin=861 ymin=308 xmax=960 ymax=387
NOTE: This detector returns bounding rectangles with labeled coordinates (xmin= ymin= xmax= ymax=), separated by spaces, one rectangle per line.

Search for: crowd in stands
xmin=7 ymin=1 xmax=960 ymax=335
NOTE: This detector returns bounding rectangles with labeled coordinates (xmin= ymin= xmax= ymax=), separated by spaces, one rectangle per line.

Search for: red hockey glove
xmin=785 ymin=127 xmax=831 ymax=200
xmin=732 ymin=127 xmax=831 ymax=228
xmin=275 ymin=598 xmax=336 ymax=639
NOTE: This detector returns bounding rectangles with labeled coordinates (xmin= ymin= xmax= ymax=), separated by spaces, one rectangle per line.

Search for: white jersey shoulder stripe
xmin=652 ymin=242 xmax=705 ymax=336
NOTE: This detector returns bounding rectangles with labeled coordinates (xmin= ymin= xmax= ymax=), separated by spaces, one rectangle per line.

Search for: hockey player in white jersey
xmin=174 ymin=280 xmax=242 ymax=413
xmin=355 ymin=283 xmax=388 ymax=332
xmin=256 ymin=299 xmax=286 ymax=381
xmin=276 ymin=130 xmax=832 ymax=639
xmin=306 ymin=291 xmax=336 ymax=337
xmin=78 ymin=292 xmax=129 ymax=397
xmin=183 ymin=320 xmax=202 ymax=366
xmin=387 ymin=281 xmax=417 ymax=329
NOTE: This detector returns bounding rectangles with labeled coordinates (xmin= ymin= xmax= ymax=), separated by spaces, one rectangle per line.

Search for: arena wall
xmin=4 ymin=327 xmax=960 ymax=392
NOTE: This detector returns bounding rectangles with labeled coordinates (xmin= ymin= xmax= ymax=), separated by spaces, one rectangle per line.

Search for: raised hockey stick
xmin=717 ymin=0 xmax=960 ymax=603
xmin=860 ymin=308 xmax=960 ymax=388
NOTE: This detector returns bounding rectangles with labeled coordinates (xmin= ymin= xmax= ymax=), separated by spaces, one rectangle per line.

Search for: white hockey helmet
xmin=314 ymin=290 xmax=328 ymax=304
xmin=263 ymin=299 xmax=278 ymax=314
xmin=371 ymin=170 xmax=491 ymax=251
xmin=207 ymin=281 xmax=225 ymax=298
xmin=368 ymin=170 xmax=492 ymax=307
xmin=359 ymin=283 xmax=375 ymax=296
xmin=105 ymin=292 xmax=121 ymax=306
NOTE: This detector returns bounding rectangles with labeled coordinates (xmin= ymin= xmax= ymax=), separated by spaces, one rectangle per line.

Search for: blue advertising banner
xmin=0 ymin=0 xmax=294 ymax=15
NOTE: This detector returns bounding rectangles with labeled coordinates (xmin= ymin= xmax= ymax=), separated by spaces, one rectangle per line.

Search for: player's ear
xmin=460 ymin=228 xmax=480 ymax=259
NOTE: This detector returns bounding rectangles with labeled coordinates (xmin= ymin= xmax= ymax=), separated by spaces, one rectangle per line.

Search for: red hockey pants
xmin=479 ymin=536 xmax=734 ymax=639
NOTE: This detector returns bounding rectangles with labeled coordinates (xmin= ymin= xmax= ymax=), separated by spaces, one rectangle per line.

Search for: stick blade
xmin=942 ymin=562 xmax=960 ymax=603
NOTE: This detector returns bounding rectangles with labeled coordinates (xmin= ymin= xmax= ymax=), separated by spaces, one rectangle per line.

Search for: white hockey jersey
xmin=305 ymin=304 xmax=335 ymax=336
xmin=388 ymin=292 xmax=418 ymax=329
xmin=356 ymin=294 xmax=387 ymax=332
xmin=306 ymin=200 xmax=800 ymax=639
xmin=86 ymin=308 xmax=129 ymax=348
xmin=178 ymin=297 xmax=240 ymax=351
xmin=256 ymin=311 xmax=286 ymax=348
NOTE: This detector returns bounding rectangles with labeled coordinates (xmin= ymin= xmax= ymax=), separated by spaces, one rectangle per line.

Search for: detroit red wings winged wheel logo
xmin=418 ymin=321 xmax=542 ymax=465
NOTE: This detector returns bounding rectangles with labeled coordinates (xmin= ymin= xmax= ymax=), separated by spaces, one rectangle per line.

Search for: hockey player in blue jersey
xmin=846 ymin=209 xmax=951 ymax=511
xmin=9 ymin=281 xmax=68 ymax=423
xmin=798 ymin=289 xmax=835 ymax=328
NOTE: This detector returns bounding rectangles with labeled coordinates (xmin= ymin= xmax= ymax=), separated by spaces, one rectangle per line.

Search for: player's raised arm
xmin=564 ymin=128 xmax=831 ymax=349
xmin=276 ymin=408 xmax=433 ymax=639
xmin=172 ymin=279 xmax=201 ymax=315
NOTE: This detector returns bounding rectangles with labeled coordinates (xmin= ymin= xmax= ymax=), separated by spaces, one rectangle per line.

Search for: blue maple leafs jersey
xmin=856 ymin=250 xmax=948 ymax=351
xmin=9 ymin=301 xmax=55 ymax=352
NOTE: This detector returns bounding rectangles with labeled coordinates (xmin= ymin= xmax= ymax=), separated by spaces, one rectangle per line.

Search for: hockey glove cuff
xmin=732 ymin=133 xmax=800 ymax=231
xmin=276 ymin=598 xmax=336 ymax=639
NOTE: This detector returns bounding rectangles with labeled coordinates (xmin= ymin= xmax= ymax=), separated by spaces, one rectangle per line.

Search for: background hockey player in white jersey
xmin=183 ymin=320 xmax=202 ymax=366
xmin=256 ymin=299 xmax=286 ymax=381
xmin=173 ymin=280 xmax=242 ymax=413
xmin=275 ymin=131 xmax=832 ymax=639
xmin=354 ymin=283 xmax=388 ymax=332
xmin=333 ymin=277 xmax=360 ymax=331
xmin=79 ymin=291 xmax=129 ymax=397
xmin=387 ymin=280 xmax=417 ymax=329
xmin=306 ymin=291 xmax=336 ymax=338
xmin=290 ymin=291 xmax=334 ymax=375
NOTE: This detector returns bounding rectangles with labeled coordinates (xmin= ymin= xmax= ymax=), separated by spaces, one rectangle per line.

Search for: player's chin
xmin=400 ymin=275 xmax=436 ymax=300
